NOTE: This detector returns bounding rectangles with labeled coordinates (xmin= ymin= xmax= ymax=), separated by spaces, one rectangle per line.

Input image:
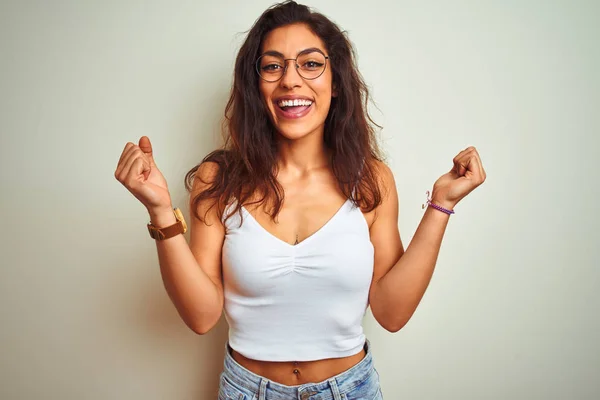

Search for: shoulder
xmin=186 ymin=151 xmax=232 ymax=223
xmin=369 ymin=159 xmax=397 ymax=199
xmin=366 ymin=159 xmax=398 ymax=222
xmin=187 ymin=149 xmax=232 ymax=194
xmin=190 ymin=161 xmax=221 ymax=193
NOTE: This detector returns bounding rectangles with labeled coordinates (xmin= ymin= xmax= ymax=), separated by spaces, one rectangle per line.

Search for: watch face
xmin=173 ymin=208 xmax=187 ymax=233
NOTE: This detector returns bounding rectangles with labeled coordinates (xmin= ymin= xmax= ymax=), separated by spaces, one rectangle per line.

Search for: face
xmin=258 ymin=23 xmax=335 ymax=141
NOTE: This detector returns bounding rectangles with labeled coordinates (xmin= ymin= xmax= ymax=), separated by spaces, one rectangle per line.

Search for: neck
xmin=276 ymin=132 xmax=330 ymax=176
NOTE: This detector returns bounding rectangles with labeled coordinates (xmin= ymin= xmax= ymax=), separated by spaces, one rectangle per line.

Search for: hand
xmin=431 ymin=146 xmax=486 ymax=210
xmin=114 ymin=136 xmax=172 ymax=212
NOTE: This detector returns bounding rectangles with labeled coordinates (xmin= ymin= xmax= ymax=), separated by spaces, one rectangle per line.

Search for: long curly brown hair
xmin=185 ymin=1 xmax=384 ymax=223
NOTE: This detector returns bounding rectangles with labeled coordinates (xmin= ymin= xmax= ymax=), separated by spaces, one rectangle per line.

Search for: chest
xmin=221 ymin=199 xmax=375 ymax=297
xmin=242 ymin=195 xmax=375 ymax=246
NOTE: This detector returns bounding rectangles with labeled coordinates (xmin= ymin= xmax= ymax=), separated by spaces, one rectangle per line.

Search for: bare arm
xmin=367 ymin=164 xmax=448 ymax=332
xmin=368 ymin=148 xmax=486 ymax=332
xmin=149 ymin=162 xmax=225 ymax=334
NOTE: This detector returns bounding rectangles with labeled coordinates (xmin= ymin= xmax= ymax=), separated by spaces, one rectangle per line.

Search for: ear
xmin=332 ymin=82 xmax=338 ymax=98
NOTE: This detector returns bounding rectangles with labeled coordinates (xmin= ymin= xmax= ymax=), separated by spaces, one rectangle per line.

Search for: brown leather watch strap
xmin=147 ymin=208 xmax=187 ymax=240
xmin=148 ymin=221 xmax=183 ymax=240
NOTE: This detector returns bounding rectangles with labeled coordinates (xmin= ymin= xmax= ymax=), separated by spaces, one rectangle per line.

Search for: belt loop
xmin=328 ymin=378 xmax=342 ymax=400
xmin=258 ymin=378 xmax=268 ymax=400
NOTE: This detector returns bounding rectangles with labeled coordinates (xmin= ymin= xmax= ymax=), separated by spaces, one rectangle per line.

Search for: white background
xmin=1 ymin=0 xmax=598 ymax=399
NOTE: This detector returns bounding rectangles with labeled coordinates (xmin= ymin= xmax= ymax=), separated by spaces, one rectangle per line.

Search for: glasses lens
xmin=297 ymin=51 xmax=326 ymax=80
xmin=256 ymin=51 xmax=327 ymax=81
xmin=257 ymin=55 xmax=285 ymax=82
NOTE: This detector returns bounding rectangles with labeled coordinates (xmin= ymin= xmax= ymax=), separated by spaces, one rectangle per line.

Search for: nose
xmin=279 ymin=59 xmax=303 ymax=89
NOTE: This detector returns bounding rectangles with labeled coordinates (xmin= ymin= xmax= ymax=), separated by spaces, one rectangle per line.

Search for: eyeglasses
xmin=256 ymin=48 xmax=329 ymax=82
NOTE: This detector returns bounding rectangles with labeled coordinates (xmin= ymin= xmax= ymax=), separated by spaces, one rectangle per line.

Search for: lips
xmin=274 ymin=97 xmax=314 ymax=120
xmin=275 ymin=103 xmax=312 ymax=119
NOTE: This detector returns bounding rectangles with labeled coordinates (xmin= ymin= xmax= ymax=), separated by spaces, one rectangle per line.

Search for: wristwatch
xmin=147 ymin=208 xmax=187 ymax=240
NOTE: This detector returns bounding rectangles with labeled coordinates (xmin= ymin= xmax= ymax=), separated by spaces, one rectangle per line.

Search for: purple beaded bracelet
xmin=422 ymin=191 xmax=455 ymax=215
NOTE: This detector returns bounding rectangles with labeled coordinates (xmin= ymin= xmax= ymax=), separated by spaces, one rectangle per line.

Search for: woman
xmin=114 ymin=1 xmax=485 ymax=399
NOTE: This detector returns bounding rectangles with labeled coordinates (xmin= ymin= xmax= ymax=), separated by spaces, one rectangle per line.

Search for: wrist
xmin=148 ymin=205 xmax=176 ymax=227
xmin=423 ymin=190 xmax=456 ymax=215
xmin=430 ymin=197 xmax=456 ymax=211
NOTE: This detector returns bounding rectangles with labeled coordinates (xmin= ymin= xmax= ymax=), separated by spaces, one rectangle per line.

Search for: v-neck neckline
xmin=241 ymin=199 xmax=351 ymax=249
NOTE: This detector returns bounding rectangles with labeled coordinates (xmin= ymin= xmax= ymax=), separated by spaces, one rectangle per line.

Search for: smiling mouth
xmin=276 ymin=99 xmax=314 ymax=114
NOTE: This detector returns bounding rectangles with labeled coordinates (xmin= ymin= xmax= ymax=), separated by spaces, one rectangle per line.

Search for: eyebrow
xmin=261 ymin=47 xmax=325 ymax=58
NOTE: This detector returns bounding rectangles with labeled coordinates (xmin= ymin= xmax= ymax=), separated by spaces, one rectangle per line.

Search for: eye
xmin=302 ymin=61 xmax=324 ymax=70
xmin=262 ymin=63 xmax=282 ymax=72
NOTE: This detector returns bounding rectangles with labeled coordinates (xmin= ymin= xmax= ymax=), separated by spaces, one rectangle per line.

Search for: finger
xmin=138 ymin=136 xmax=156 ymax=167
xmin=116 ymin=148 xmax=143 ymax=182
xmin=455 ymin=146 xmax=480 ymax=173
xmin=451 ymin=147 xmax=472 ymax=174
xmin=453 ymin=150 xmax=472 ymax=176
xmin=115 ymin=142 xmax=135 ymax=176
xmin=463 ymin=147 xmax=485 ymax=181
xmin=465 ymin=153 xmax=483 ymax=182
xmin=460 ymin=151 xmax=487 ymax=185
xmin=115 ymin=143 xmax=139 ymax=179
xmin=124 ymin=157 xmax=151 ymax=188
xmin=121 ymin=148 xmax=148 ymax=181
xmin=454 ymin=156 xmax=470 ymax=177
xmin=116 ymin=146 xmax=141 ymax=179
xmin=470 ymin=149 xmax=486 ymax=183
xmin=118 ymin=142 xmax=135 ymax=164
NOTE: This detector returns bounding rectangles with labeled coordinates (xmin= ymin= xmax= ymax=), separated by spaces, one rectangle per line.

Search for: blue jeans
xmin=218 ymin=339 xmax=383 ymax=400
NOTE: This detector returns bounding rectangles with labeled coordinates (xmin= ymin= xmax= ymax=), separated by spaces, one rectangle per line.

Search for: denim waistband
xmin=222 ymin=339 xmax=374 ymax=400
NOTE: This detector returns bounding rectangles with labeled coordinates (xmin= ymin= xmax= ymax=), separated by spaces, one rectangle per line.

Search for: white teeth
xmin=277 ymin=99 xmax=313 ymax=107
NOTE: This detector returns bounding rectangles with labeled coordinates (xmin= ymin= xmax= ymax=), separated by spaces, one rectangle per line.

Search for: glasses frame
xmin=255 ymin=48 xmax=330 ymax=83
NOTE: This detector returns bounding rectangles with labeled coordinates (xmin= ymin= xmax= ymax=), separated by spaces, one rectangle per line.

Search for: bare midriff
xmin=230 ymin=347 xmax=366 ymax=386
